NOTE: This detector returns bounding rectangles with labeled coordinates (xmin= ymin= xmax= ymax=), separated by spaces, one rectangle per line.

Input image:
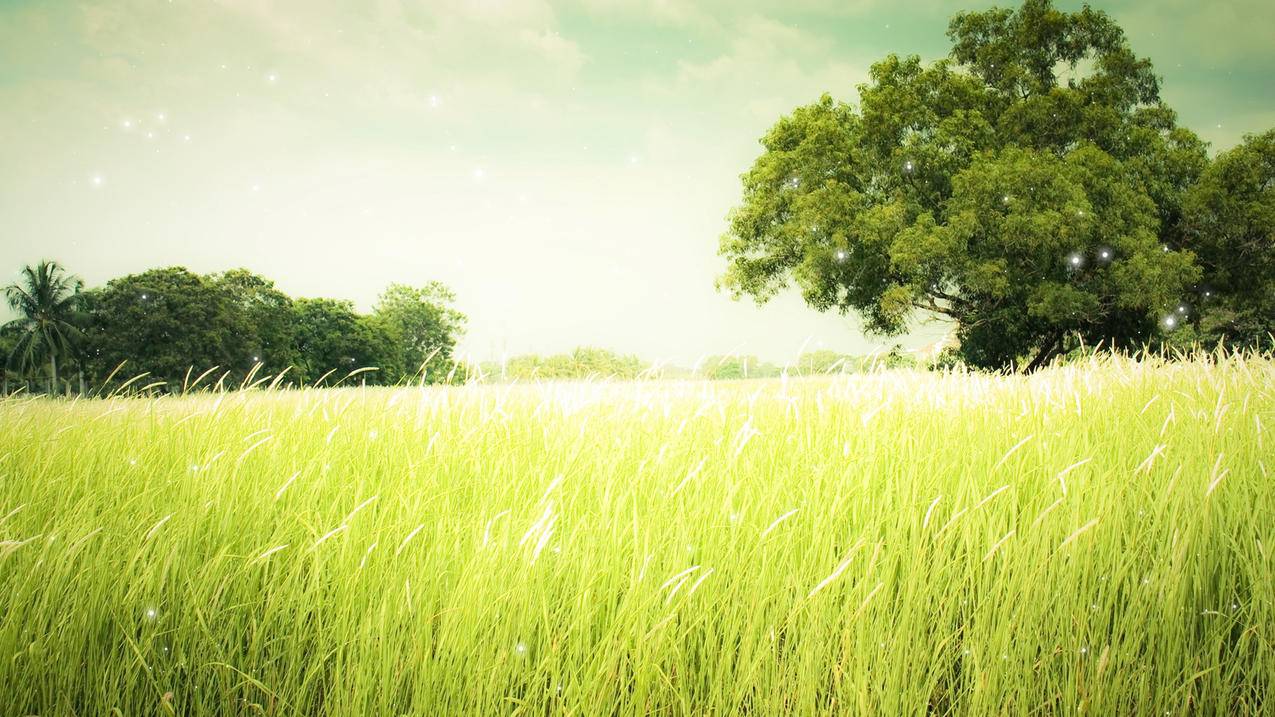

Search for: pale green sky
xmin=2 ymin=0 xmax=1271 ymax=364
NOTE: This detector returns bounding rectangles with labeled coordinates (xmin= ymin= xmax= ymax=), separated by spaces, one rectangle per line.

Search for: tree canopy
xmin=371 ymin=283 xmax=467 ymax=384
xmin=83 ymin=267 xmax=255 ymax=389
xmin=291 ymin=297 xmax=396 ymax=386
xmin=53 ymin=265 xmax=467 ymax=392
xmin=717 ymin=0 xmax=1267 ymax=370
xmin=3 ymin=261 xmax=85 ymax=393
xmin=1177 ymin=129 xmax=1275 ymax=349
xmin=212 ymin=269 xmax=300 ymax=379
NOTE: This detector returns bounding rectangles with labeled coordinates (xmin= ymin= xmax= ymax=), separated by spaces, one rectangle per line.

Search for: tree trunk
xmin=1023 ymin=332 xmax=1063 ymax=374
xmin=49 ymin=354 xmax=59 ymax=396
xmin=79 ymin=370 xmax=85 ymax=396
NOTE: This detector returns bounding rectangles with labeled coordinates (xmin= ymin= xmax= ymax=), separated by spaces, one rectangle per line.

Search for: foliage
xmin=719 ymin=0 xmax=1210 ymax=371
xmin=5 ymin=265 xmax=470 ymax=393
xmin=2 ymin=260 xmax=85 ymax=393
xmin=291 ymin=298 xmax=397 ymax=386
xmin=370 ymin=283 xmax=467 ymax=384
xmin=82 ymin=267 xmax=253 ymax=391
xmin=699 ymin=355 xmax=781 ymax=380
xmin=1177 ymin=129 xmax=1275 ymax=349
xmin=485 ymin=346 xmax=647 ymax=381
xmin=210 ymin=269 xmax=300 ymax=378
xmin=0 ymin=327 xmax=16 ymax=370
xmin=1 ymin=354 xmax=1271 ymax=713
xmin=473 ymin=348 xmax=934 ymax=382
xmin=930 ymin=345 xmax=966 ymax=371
xmin=880 ymin=344 xmax=918 ymax=370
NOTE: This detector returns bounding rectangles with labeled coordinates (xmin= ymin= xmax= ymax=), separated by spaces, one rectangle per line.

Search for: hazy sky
xmin=2 ymin=0 xmax=1272 ymax=365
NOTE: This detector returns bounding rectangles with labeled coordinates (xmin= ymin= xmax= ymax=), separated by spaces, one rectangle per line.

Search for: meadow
xmin=0 ymin=354 xmax=1272 ymax=715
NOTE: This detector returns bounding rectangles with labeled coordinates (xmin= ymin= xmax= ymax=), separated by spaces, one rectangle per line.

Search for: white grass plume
xmin=761 ymin=509 xmax=799 ymax=538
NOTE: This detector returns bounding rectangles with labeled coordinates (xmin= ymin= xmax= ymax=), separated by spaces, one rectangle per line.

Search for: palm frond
xmin=2 ymin=261 xmax=86 ymax=383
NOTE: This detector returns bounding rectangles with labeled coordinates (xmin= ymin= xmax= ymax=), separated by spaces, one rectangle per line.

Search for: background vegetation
xmin=472 ymin=346 xmax=923 ymax=383
xmin=2 ymin=263 xmax=465 ymax=394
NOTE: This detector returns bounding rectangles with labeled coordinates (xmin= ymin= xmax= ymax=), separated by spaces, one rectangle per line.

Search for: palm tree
xmin=3 ymin=261 xmax=84 ymax=395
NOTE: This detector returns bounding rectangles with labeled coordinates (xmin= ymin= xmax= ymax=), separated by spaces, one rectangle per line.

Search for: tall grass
xmin=0 ymin=353 xmax=1271 ymax=714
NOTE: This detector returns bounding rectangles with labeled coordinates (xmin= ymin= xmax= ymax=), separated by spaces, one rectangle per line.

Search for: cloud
xmin=1113 ymin=0 xmax=1275 ymax=67
xmin=571 ymin=0 xmax=719 ymax=28
xmin=215 ymin=0 xmax=586 ymax=83
xmin=0 ymin=0 xmax=599 ymax=161
xmin=571 ymin=0 xmax=944 ymax=27
xmin=643 ymin=13 xmax=871 ymax=124
xmin=517 ymin=27 xmax=587 ymax=77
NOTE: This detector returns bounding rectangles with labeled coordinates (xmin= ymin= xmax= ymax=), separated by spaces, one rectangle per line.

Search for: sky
xmin=1 ymin=0 xmax=1272 ymax=366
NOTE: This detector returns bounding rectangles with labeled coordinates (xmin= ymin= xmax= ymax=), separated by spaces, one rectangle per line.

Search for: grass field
xmin=1 ymin=354 xmax=1272 ymax=715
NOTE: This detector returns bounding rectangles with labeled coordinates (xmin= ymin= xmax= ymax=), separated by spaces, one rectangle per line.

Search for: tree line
xmin=0 ymin=261 xmax=934 ymax=395
xmin=473 ymin=346 xmax=924 ymax=382
xmin=720 ymin=0 xmax=1275 ymax=371
xmin=2 ymin=263 xmax=465 ymax=395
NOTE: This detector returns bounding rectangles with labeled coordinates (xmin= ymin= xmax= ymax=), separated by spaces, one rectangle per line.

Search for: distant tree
xmin=930 ymin=345 xmax=966 ymax=371
xmin=2 ymin=261 xmax=85 ymax=394
xmin=291 ymin=298 xmax=394 ymax=385
xmin=83 ymin=267 xmax=252 ymax=390
xmin=489 ymin=347 xmax=646 ymax=381
xmin=211 ymin=269 xmax=299 ymax=377
xmin=881 ymin=344 xmax=918 ymax=370
xmin=1178 ymin=129 xmax=1275 ymax=349
xmin=370 ymin=282 xmax=466 ymax=384
xmin=703 ymin=357 xmax=745 ymax=380
xmin=701 ymin=355 xmax=781 ymax=380
xmin=795 ymin=349 xmax=858 ymax=375
xmin=566 ymin=347 xmax=645 ymax=379
xmin=719 ymin=0 xmax=1204 ymax=371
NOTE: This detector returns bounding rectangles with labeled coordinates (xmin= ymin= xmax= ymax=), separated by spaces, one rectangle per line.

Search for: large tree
xmin=2 ymin=260 xmax=85 ymax=394
xmin=369 ymin=282 xmax=466 ymax=384
xmin=83 ymin=267 xmax=253 ymax=390
xmin=1178 ymin=129 xmax=1275 ymax=349
xmin=719 ymin=0 xmax=1204 ymax=371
